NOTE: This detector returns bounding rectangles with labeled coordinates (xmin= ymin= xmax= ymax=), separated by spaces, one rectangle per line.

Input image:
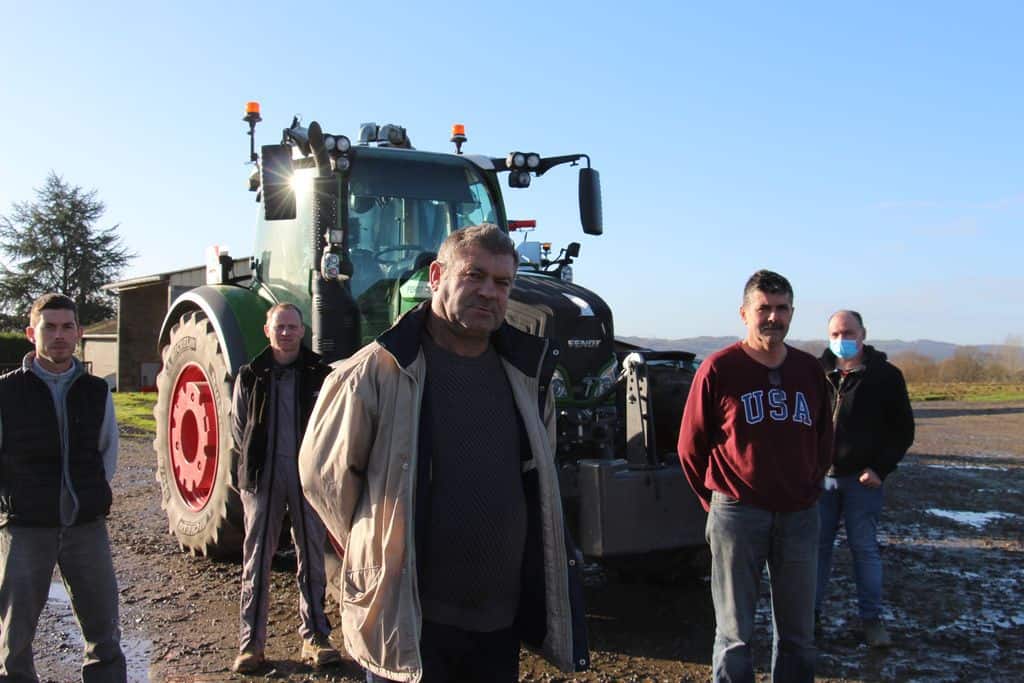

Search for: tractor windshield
xmin=346 ymin=153 xmax=500 ymax=341
xmin=252 ymin=150 xmax=502 ymax=344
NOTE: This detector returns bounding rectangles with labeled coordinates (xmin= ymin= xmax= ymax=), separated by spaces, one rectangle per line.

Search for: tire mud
xmin=29 ymin=401 xmax=1023 ymax=681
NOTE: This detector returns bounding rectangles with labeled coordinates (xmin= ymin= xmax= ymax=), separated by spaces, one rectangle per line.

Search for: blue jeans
xmin=815 ymin=475 xmax=884 ymax=621
xmin=706 ymin=491 xmax=818 ymax=683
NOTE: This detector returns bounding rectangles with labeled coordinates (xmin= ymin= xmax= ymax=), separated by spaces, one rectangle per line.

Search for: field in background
xmin=907 ymin=382 xmax=1024 ymax=402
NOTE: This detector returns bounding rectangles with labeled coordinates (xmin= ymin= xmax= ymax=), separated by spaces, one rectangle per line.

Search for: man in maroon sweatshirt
xmin=678 ymin=270 xmax=832 ymax=683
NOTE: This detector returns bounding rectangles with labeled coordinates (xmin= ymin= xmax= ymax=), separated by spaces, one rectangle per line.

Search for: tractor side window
xmin=457 ymin=174 xmax=497 ymax=228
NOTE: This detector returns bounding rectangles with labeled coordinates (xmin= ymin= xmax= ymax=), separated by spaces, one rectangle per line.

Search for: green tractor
xmin=153 ymin=104 xmax=706 ymax=574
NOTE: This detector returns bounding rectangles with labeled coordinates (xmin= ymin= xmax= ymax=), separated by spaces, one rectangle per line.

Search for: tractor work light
xmin=324 ymin=134 xmax=352 ymax=154
xmin=321 ymin=252 xmax=341 ymax=279
xmin=550 ymin=368 xmax=569 ymax=399
xmin=509 ymin=170 xmax=531 ymax=188
xmin=507 ymin=152 xmax=540 ymax=169
xmin=359 ymin=123 xmax=378 ymax=145
xmin=333 ymin=156 xmax=351 ymax=172
xmin=380 ymin=124 xmax=407 ymax=146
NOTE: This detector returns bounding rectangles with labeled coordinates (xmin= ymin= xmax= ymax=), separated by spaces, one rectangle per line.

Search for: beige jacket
xmin=298 ymin=305 xmax=588 ymax=681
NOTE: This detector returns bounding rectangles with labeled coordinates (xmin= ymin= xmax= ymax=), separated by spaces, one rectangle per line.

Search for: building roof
xmin=103 ymin=257 xmax=252 ymax=293
xmin=83 ymin=319 xmax=118 ymax=336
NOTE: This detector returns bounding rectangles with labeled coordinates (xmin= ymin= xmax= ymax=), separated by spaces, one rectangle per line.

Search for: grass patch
xmin=907 ymin=382 xmax=1024 ymax=402
xmin=113 ymin=392 xmax=157 ymax=434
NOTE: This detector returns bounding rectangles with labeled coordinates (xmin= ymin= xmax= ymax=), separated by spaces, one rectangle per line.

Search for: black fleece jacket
xmin=820 ymin=345 xmax=915 ymax=480
xmin=231 ymin=345 xmax=331 ymax=492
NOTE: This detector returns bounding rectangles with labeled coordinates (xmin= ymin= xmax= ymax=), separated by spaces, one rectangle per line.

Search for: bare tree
xmin=891 ymin=351 xmax=938 ymax=383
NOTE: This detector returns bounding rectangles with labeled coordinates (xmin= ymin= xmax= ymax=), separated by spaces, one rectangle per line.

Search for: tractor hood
xmin=506 ymin=272 xmax=615 ymax=397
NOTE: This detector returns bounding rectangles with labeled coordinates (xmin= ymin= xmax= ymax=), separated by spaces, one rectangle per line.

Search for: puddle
xmin=924 ymin=509 xmax=1016 ymax=528
xmin=923 ymin=463 xmax=1008 ymax=471
xmin=43 ymin=581 xmax=153 ymax=682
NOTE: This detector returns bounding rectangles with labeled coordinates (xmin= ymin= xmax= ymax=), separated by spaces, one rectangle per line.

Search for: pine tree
xmin=0 ymin=172 xmax=134 ymax=327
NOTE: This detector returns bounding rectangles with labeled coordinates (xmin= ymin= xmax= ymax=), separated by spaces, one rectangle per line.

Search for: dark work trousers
xmin=0 ymin=519 xmax=127 ymax=683
xmin=238 ymin=451 xmax=331 ymax=654
xmin=365 ymin=621 xmax=520 ymax=683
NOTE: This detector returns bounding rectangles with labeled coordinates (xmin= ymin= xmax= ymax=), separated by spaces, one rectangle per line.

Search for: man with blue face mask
xmin=816 ymin=310 xmax=915 ymax=648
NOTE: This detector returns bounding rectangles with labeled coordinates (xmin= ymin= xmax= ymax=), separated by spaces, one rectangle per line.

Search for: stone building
xmin=81 ymin=319 xmax=118 ymax=389
xmin=103 ymin=257 xmax=250 ymax=391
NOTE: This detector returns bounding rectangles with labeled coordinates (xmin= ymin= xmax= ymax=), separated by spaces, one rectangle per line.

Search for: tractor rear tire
xmin=154 ymin=310 xmax=243 ymax=558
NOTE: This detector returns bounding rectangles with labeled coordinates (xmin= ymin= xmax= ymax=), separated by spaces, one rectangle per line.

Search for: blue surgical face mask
xmin=829 ymin=338 xmax=859 ymax=359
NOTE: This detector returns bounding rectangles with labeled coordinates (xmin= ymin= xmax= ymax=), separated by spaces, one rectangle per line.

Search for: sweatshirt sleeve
xmin=99 ymin=391 xmax=119 ymax=482
xmin=815 ymin=369 xmax=834 ymax=480
xmin=677 ymin=364 xmax=715 ymax=511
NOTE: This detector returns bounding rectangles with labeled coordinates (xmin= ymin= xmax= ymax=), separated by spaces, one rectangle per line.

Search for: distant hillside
xmin=617 ymin=336 xmax=1015 ymax=362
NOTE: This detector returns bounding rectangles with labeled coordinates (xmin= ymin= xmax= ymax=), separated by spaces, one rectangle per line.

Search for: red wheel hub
xmin=168 ymin=363 xmax=219 ymax=510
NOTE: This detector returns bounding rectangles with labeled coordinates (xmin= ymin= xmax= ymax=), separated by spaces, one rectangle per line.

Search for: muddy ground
xmin=31 ymin=400 xmax=1023 ymax=682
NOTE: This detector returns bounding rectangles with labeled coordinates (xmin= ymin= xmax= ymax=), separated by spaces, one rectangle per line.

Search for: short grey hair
xmin=265 ymin=302 xmax=304 ymax=325
xmin=436 ymin=223 xmax=516 ymax=267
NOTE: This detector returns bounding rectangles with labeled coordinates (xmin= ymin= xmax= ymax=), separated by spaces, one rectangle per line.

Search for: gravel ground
xmin=29 ymin=400 xmax=1024 ymax=682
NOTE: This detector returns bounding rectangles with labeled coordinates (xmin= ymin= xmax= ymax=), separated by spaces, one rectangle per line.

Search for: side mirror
xmin=261 ymin=144 xmax=296 ymax=221
xmin=566 ymin=242 xmax=581 ymax=259
xmin=579 ymin=167 xmax=603 ymax=235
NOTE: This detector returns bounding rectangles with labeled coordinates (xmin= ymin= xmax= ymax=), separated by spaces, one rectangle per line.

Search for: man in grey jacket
xmin=230 ymin=303 xmax=339 ymax=673
xmin=299 ymin=225 xmax=588 ymax=683
xmin=0 ymin=293 xmax=125 ymax=682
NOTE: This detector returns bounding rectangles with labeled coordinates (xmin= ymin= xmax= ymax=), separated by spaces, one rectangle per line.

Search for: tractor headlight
xmin=593 ymin=359 xmax=618 ymax=397
xmin=560 ymin=264 xmax=573 ymax=283
xmin=321 ymin=252 xmax=341 ymax=279
xmin=550 ymin=368 xmax=569 ymax=400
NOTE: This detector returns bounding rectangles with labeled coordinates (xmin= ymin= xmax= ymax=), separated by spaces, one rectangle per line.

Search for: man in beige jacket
xmin=299 ymin=225 xmax=588 ymax=682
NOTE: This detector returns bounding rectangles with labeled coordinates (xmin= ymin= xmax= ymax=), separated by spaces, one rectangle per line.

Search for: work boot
xmin=863 ymin=619 xmax=892 ymax=648
xmin=231 ymin=649 xmax=265 ymax=674
xmin=302 ymin=633 xmax=342 ymax=667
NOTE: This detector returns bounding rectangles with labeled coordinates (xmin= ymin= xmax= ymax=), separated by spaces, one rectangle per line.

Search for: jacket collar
xmin=378 ymin=301 xmax=549 ymax=378
xmin=249 ymin=344 xmax=323 ymax=375
xmin=21 ymin=351 xmax=84 ymax=381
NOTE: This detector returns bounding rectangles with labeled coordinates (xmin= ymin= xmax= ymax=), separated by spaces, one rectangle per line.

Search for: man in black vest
xmin=230 ymin=303 xmax=339 ymax=673
xmin=0 ymin=293 xmax=126 ymax=682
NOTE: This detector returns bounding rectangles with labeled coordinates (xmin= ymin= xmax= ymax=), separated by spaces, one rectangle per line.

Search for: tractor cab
xmin=245 ymin=107 xmax=602 ymax=359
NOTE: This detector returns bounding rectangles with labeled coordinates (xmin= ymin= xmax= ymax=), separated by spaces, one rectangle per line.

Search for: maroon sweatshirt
xmin=677 ymin=342 xmax=833 ymax=513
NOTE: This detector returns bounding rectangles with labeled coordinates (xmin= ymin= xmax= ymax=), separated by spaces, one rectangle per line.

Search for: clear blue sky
xmin=2 ymin=2 xmax=1021 ymax=345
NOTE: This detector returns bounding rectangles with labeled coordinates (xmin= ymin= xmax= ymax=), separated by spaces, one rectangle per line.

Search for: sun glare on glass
xmin=290 ymin=171 xmax=312 ymax=193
